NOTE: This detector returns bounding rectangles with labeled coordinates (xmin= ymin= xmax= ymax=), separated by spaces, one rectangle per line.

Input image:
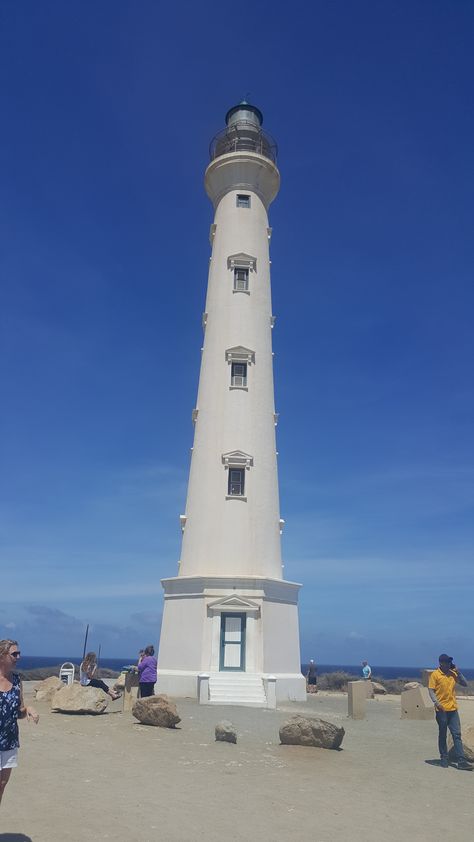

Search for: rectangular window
xmin=236 ymin=194 xmax=250 ymax=208
xmin=231 ymin=362 xmax=247 ymax=387
xmin=228 ymin=468 xmax=245 ymax=496
xmin=234 ymin=268 xmax=249 ymax=291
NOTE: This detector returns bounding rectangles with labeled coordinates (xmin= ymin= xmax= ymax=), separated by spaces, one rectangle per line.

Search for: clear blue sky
xmin=1 ymin=1 xmax=473 ymax=666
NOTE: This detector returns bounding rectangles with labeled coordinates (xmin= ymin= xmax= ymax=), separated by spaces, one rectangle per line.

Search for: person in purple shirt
xmin=137 ymin=645 xmax=157 ymax=697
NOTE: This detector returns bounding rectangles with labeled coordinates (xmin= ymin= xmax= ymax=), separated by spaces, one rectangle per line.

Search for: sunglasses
xmin=10 ymin=652 xmax=21 ymax=658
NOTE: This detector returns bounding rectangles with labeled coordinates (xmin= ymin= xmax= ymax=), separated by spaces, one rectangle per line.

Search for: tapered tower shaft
xmin=157 ymin=103 xmax=305 ymax=705
xmin=180 ymin=105 xmax=281 ymax=579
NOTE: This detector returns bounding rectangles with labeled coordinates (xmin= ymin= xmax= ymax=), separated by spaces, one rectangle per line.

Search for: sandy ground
xmin=1 ymin=685 xmax=473 ymax=842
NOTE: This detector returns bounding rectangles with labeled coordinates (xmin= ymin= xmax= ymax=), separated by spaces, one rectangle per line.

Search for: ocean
xmin=303 ymin=663 xmax=474 ymax=680
xmin=17 ymin=656 xmax=474 ymax=680
xmin=18 ymin=656 xmax=136 ymax=672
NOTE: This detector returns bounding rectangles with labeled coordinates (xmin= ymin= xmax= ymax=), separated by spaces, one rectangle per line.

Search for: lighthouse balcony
xmin=209 ymin=121 xmax=277 ymax=164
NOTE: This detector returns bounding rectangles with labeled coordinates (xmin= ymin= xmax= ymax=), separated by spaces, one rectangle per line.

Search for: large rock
xmin=34 ymin=676 xmax=64 ymax=702
xmin=51 ymin=683 xmax=109 ymax=714
xmin=404 ymin=681 xmax=421 ymax=691
xmin=132 ymin=695 xmax=181 ymax=728
xmin=215 ymin=721 xmax=237 ymax=744
xmin=279 ymin=715 xmax=344 ymax=749
xmin=448 ymin=725 xmax=474 ymax=763
xmin=372 ymin=681 xmax=387 ymax=695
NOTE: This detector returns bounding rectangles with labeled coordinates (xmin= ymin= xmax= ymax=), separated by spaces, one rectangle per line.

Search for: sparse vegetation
xmin=315 ymin=671 xmax=414 ymax=694
xmin=18 ymin=664 xmax=119 ymax=681
xmin=316 ymin=671 xmax=355 ymax=692
xmin=315 ymin=673 xmax=474 ymax=696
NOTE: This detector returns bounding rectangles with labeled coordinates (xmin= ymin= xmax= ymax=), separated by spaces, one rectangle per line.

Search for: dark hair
xmin=144 ymin=645 xmax=155 ymax=657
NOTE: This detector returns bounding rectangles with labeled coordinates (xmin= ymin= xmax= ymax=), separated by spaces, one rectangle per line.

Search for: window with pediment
xmin=225 ymin=347 xmax=255 ymax=390
xmin=227 ymin=253 xmax=256 ymax=294
xmin=222 ymin=450 xmax=253 ymax=500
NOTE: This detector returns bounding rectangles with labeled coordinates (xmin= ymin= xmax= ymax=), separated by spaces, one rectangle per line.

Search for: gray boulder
xmin=51 ymin=683 xmax=109 ymax=714
xmin=34 ymin=676 xmax=64 ymax=702
xmin=132 ymin=695 xmax=181 ymax=728
xmin=404 ymin=681 xmax=421 ymax=691
xmin=215 ymin=720 xmax=237 ymax=744
xmin=279 ymin=715 xmax=344 ymax=749
xmin=372 ymin=681 xmax=387 ymax=695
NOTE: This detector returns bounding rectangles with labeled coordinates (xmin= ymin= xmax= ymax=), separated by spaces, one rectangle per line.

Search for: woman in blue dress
xmin=0 ymin=639 xmax=39 ymax=807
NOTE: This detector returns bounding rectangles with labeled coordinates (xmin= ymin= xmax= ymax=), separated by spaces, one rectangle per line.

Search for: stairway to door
xmin=208 ymin=672 xmax=267 ymax=707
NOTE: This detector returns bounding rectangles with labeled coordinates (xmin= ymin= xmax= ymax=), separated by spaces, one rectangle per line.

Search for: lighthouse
xmin=156 ymin=102 xmax=306 ymax=705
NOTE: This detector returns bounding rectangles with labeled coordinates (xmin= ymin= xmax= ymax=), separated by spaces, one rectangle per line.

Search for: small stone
xmin=279 ymin=715 xmax=344 ymax=749
xmin=51 ymin=684 xmax=109 ymax=714
xmin=215 ymin=721 xmax=237 ymax=744
xmin=132 ymin=695 xmax=180 ymax=728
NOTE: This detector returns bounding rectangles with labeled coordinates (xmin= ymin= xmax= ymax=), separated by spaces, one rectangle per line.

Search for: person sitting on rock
xmin=80 ymin=652 xmax=121 ymax=700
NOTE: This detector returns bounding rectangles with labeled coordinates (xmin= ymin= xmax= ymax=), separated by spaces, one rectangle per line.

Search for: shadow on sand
xmin=51 ymin=709 xmax=122 ymax=716
xmin=424 ymin=759 xmax=453 ymax=768
xmin=0 ymin=835 xmax=33 ymax=841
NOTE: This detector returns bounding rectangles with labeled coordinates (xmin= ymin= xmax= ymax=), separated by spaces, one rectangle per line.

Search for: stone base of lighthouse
xmin=156 ymin=575 xmax=306 ymax=705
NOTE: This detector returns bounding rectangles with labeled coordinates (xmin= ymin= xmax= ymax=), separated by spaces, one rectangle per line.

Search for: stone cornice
xmin=205 ymin=151 xmax=280 ymax=210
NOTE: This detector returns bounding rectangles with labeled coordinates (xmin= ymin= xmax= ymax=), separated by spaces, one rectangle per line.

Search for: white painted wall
xmin=157 ymin=597 xmax=204 ymax=671
xmin=180 ymin=153 xmax=282 ymax=580
xmin=262 ymin=600 xmax=303 ymax=674
xmin=157 ymin=117 xmax=305 ymax=704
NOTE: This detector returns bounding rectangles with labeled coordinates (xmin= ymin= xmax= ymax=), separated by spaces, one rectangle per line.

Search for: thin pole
xmin=82 ymin=624 xmax=89 ymax=662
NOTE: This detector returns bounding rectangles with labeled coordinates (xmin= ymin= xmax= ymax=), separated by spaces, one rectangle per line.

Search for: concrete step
xmin=208 ymin=699 xmax=267 ymax=707
xmin=209 ymin=676 xmax=263 ymax=687
xmin=209 ymin=673 xmax=263 ymax=684
xmin=208 ymin=672 xmax=267 ymax=707
xmin=210 ymin=687 xmax=266 ymax=700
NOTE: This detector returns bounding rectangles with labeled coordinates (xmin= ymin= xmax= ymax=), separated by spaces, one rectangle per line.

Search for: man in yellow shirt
xmin=428 ymin=654 xmax=472 ymax=770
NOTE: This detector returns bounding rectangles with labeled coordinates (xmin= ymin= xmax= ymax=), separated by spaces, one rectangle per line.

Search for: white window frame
xmin=228 ymin=467 xmax=245 ymax=497
xmin=231 ymin=361 xmax=247 ymax=388
xmin=225 ymin=347 xmax=255 ymax=391
xmin=236 ymin=194 xmax=251 ymax=209
xmin=227 ymin=253 xmax=256 ymax=295
xmin=222 ymin=450 xmax=253 ymax=501
xmin=234 ymin=267 xmax=249 ymax=291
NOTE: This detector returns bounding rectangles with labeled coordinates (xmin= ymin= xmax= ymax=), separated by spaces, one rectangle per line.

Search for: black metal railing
xmin=209 ymin=120 xmax=278 ymax=163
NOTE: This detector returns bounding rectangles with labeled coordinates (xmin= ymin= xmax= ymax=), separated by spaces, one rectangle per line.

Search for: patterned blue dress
xmin=0 ymin=672 xmax=21 ymax=751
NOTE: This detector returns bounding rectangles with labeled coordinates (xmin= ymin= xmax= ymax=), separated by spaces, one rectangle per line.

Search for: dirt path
xmin=1 ymin=689 xmax=473 ymax=842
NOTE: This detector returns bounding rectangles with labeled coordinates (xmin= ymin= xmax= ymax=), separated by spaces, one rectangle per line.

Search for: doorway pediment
xmin=207 ymin=595 xmax=260 ymax=614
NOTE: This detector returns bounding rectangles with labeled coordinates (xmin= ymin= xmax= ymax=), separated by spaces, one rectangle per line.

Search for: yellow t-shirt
xmin=428 ymin=668 xmax=459 ymax=711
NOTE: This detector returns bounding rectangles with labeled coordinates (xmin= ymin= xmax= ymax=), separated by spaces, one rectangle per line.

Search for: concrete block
xmin=198 ymin=673 xmax=210 ymax=705
xmin=124 ymin=671 xmax=140 ymax=712
xmin=264 ymin=675 xmax=277 ymax=709
xmin=421 ymin=669 xmax=433 ymax=687
xmin=401 ymin=686 xmax=434 ymax=720
xmin=348 ymin=680 xmax=367 ymax=720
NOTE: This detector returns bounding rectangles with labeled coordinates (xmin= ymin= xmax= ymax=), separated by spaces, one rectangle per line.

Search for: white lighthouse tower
xmin=157 ymin=102 xmax=306 ymax=705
